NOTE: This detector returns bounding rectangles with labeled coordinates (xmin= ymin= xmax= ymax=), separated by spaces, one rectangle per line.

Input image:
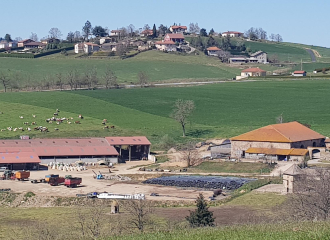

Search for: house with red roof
xmin=155 ymin=40 xmax=177 ymax=52
xmin=292 ymin=70 xmax=307 ymax=77
xmin=241 ymin=67 xmax=266 ymax=77
xmin=141 ymin=30 xmax=153 ymax=37
xmin=24 ymin=42 xmax=46 ymax=50
xmin=207 ymin=46 xmax=221 ymax=56
xmin=222 ymin=31 xmax=243 ymax=37
xmin=17 ymin=39 xmax=34 ymax=47
xmin=169 ymin=26 xmax=187 ymax=34
xmin=164 ymin=33 xmax=185 ymax=43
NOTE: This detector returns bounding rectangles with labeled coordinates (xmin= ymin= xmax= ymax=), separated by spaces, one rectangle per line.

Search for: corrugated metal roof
xmin=0 ymin=138 xmax=109 ymax=147
xmin=231 ymin=121 xmax=324 ymax=143
xmin=246 ymin=147 xmax=308 ymax=156
xmin=105 ymin=136 xmax=151 ymax=145
xmin=0 ymin=152 xmax=40 ymax=164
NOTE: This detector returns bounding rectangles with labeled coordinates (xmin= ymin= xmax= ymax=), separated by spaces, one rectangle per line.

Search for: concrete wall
xmin=231 ymin=140 xmax=291 ymax=158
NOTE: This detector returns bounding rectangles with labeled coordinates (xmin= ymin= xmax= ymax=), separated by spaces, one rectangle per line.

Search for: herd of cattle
xmin=0 ymin=109 xmax=115 ymax=133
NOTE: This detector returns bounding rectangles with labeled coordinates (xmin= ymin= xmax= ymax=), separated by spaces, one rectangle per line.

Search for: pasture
xmin=0 ymin=50 xmax=240 ymax=89
xmin=0 ymin=79 xmax=330 ymax=147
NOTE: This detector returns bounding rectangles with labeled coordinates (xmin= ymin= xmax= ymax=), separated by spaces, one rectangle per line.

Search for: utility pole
xmin=301 ymin=59 xmax=303 ymax=71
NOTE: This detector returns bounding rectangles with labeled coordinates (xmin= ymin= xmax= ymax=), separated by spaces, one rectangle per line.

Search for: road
xmin=306 ymin=49 xmax=316 ymax=62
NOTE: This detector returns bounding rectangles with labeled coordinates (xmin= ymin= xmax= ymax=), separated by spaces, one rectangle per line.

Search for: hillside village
xmin=2 ymin=17 xmax=330 ymax=239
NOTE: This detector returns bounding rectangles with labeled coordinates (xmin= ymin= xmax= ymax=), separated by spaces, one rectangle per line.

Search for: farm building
xmin=241 ymin=67 xmax=266 ymax=77
xmin=207 ymin=46 xmax=221 ymax=56
xmin=292 ymin=70 xmax=307 ymax=77
xmin=24 ymin=42 xmax=46 ymax=49
xmin=230 ymin=121 xmax=325 ymax=161
xmin=222 ymin=31 xmax=243 ymax=37
xmin=155 ymin=40 xmax=177 ymax=52
xmin=169 ymin=26 xmax=187 ymax=34
xmin=283 ymin=164 xmax=303 ymax=193
xmin=0 ymin=136 xmax=151 ymax=169
xmin=210 ymin=139 xmax=231 ymax=158
xmin=249 ymin=51 xmax=268 ymax=63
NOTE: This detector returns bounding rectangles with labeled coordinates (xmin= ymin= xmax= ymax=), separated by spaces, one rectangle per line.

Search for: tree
xmin=206 ymin=36 xmax=216 ymax=47
xmin=152 ymin=24 xmax=157 ymax=38
xmin=269 ymin=33 xmax=275 ymax=41
xmin=244 ymin=27 xmax=258 ymax=40
xmin=287 ymin=168 xmax=330 ymax=221
xmin=55 ymin=73 xmax=64 ymax=90
xmin=186 ymin=193 xmax=215 ymax=227
xmin=170 ymin=99 xmax=195 ymax=137
xmin=0 ymin=71 xmax=10 ymax=92
xmin=258 ymin=28 xmax=267 ymax=40
xmin=209 ymin=28 xmax=215 ymax=36
xmin=275 ymin=34 xmax=283 ymax=42
xmin=200 ymin=28 xmax=207 ymax=37
xmin=74 ymin=31 xmax=82 ymax=41
xmin=66 ymin=70 xmax=77 ymax=90
xmin=127 ymin=24 xmax=135 ymax=37
xmin=15 ymin=37 xmax=22 ymax=42
xmin=189 ymin=23 xmax=200 ymax=35
xmin=4 ymin=34 xmax=12 ymax=42
xmin=82 ymin=20 xmax=92 ymax=40
xmin=30 ymin=32 xmax=38 ymax=42
xmin=49 ymin=28 xmax=62 ymax=39
xmin=217 ymin=50 xmax=231 ymax=62
xmin=104 ymin=68 xmax=117 ymax=89
xmin=122 ymin=200 xmax=154 ymax=232
xmin=137 ymin=71 xmax=148 ymax=87
xmin=93 ymin=26 xmax=107 ymax=37
xmin=158 ymin=24 xmax=167 ymax=36
xmin=179 ymin=141 xmax=201 ymax=167
xmin=67 ymin=32 xmax=74 ymax=43
xmin=143 ymin=24 xmax=150 ymax=31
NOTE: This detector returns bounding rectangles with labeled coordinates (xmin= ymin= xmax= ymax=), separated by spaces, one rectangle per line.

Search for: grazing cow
xmin=54 ymin=128 xmax=59 ymax=131
xmin=32 ymin=114 xmax=36 ymax=118
xmin=102 ymin=122 xmax=106 ymax=125
xmin=19 ymin=116 xmax=23 ymax=119
xmin=56 ymin=109 xmax=60 ymax=112
xmin=1 ymin=129 xmax=5 ymax=132
xmin=31 ymin=122 xmax=36 ymax=125
xmin=27 ymin=127 xmax=31 ymax=131
xmin=103 ymin=119 xmax=107 ymax=123
xmin=68 ymin=122 xmax=71 ymax=124
xmin=75 ymin=121 xmax=81 ymax=124
xmin=23 ymin=122 xmax=29 ymax=125
xmin=104 ymin=126 xmax=109 ymax=129
xmin=54 ymin=113 xmax=58 ymax=116
xmin=78 ymin=114 xmax=83 ymax=119
xmin=0 ymin=112 xmax=3 ymax=114
xmin=110 ymin=126 xmax=115 ymax=129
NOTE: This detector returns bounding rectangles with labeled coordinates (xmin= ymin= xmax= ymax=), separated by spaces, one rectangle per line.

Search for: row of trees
xmin=245 ymin=27 xmax=283 ymax=42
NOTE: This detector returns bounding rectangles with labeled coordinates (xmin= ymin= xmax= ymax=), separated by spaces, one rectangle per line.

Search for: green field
xmin=191 ymin=162 xmax=274 ymax=174
xmin=0 ymin=80 xmax=330 ymax=147
xmin=0 ymin=50 xmax=240 ymax=89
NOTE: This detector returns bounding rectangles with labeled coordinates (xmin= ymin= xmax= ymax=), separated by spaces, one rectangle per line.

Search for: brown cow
xmin=75 ymin=121 xmax=81 ymax=124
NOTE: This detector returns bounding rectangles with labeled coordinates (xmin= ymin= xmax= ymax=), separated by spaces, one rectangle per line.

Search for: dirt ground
xmin=0 ymin=161 xmax=213 ymax=201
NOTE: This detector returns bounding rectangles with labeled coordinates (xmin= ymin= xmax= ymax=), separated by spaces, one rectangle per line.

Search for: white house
xmin=110 ymin=30 xmax=121 ymax=36
xmin=292 ymin=71 xmax=307 ymax=77
xmin=169 ymin=26 xmax=187 ymax=34
xmin=0 ymin=40 xmax=9 ymax=49
xmin=74 ymin=43 xmax=100 ymax=53
xmin=241 ymin=67 xmax=266 ymax=77
xmin=207 ymin=46 xmax=221 ymax=56
xmin=250 ymin=51 xmax=267 ymax=63
xmin=222 ymin=31 xmax=243 ymax=37
xmin=164 ymin=33 xmax=184 ymax=43
xmin=155 ymin=41 xmax=177 ymax=52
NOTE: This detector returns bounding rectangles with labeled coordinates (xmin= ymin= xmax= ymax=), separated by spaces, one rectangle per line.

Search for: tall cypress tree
xmin=152 ymin=24 xmax=157 ymax=38
xmin=186 ymin=193 xmax=215 ymax=227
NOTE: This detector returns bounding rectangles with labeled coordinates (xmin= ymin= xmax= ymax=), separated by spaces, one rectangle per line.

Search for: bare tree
xmin=66 ymin=70 xmax=76 ymax=90
xmin=287 ymin=168 xmax=330 ymax=221
xmin=217 ymin=50 xmax=231 ymax=62
xmin=0 ymin=71 xmax=10 ymax=92
xmin=15 ymin=37 xmax=22 ymax=42
xmin=170 ymin=99 xmax=195 ymax=137
xmin=137 ymin=71 xmax=148 ymax=87
xmin=179 ymin=141 xmax=201 ymax=167
xmin=30 ymin=32 xmax=38 ymax=42
xmin=270 ymin=33 xmax=275 ymax=42
xmin=276 ymin=113 xmax=284 ymax=124
xmin=127 ymin=24 xmax=135 ymax=37
xmin=116 ymin=44 xmax=127 ymax=57
xmin=55 ymin=73 xmax=64 ymax=90
xmin=143 ymin=24 xmax=150 ymax=31
xmin=104 ymin=68 xmax=118 ymax=89
xmin=49 ymin=27 xmax=62 ymax=39
xmin=74 ymin=31 xmax=82 ymax=42
xmin=275 ymin=34 xmax=283 ymax=42
xmin=122 ymin=200 xmax=154 ymax=233
xmin=189 ymin=23 xmax=200 ymax=35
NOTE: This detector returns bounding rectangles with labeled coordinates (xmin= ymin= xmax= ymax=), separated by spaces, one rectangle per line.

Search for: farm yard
xmin=0 ymin=79 xmax=330 ymax=145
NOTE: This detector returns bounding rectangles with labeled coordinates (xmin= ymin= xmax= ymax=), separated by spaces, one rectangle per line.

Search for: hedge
xmin=34 ymin=46 xmax=74 ymax=58
xmin=0 ymin=53 xmax=34 ymax=58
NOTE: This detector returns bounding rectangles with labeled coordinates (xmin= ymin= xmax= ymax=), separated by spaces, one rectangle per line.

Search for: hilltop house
xmin=230 ymin=121 xmax=325 ymax=161
xmin=207 ymin=46 xmax=221 ymax=56
xmin=169 ymin=26 xmax=187 ymax=34
xmin=110 ymin=30 xmax=121 ymax=36
xmin=141 ymin=30 xmax=153 ymax=37
xmin=74 ymin=42 xmax=100 ymax=53
xmin=17 ymin=39 xmax=34 ymax=47
xmin=164 ymin=33 xmax=184 ymax=43
xmin=250 ymin=51 xmax=267 ymax=63
xmin=24 ymin=42 xmax=46 ymax=49
xmin=155 ymin=40 xmax=177 ymax=52
xmin=0 ymin=40 xmax=8 ymax=49
xmin=222 ymin=31 xmax=243 ymax=37
xmin=292 ymin=71 xmax=307 ymax=77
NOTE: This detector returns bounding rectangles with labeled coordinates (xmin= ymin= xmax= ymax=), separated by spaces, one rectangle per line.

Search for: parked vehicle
xmin=64 ymin=177 xmax=82 ymax=188
xmin=0 ymin=167 xmax=8 ymax=172
xmin=45 ymin=174 xmax=59 ymax=183
xmin=15 ymin=171 xmax=30 ymax=181
xmin=48 ymin=177 xmax=65 ymax=186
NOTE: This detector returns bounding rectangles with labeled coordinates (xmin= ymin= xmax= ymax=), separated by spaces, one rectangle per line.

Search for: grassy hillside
xmin=0 ymin=50 xmax=240 ymax=88
xmin=1 ymin=80 xmax=330 ymax=146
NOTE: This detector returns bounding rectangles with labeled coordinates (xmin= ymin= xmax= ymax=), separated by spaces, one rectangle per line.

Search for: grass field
xmin=0 ymin=50 xmax=240 ymax=88
xmin=1 ymin=80 xmax=330 ymax=147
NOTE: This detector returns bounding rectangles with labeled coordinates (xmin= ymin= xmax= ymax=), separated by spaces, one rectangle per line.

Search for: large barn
xmin=230 ymin=121 xmax=325 ymax=161
xmin=0 ymin=136 xmax=151 ymax=170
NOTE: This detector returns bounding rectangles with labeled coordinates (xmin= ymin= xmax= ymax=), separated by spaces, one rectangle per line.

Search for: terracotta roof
xmin=293 ymin=71 xmax=306 ymax=74
xmin=166 ymin=33 xmax=184 ymax=39
xmin=105 ymin=136 xmax=151 ymax=145
xmin=231 ymin=121 xmax=325 ymax=143
xmin=0 ymin=152 xmax=40 ymax=164
xmin=222 ymin=31 xmax=242 ymax=34
xmin=171 ymin=26 xmax=187 ymax=29
xmin=283 ymin=164 xmax=304 ymax=175
xmin=141 ymin=30 xmax=153 ymax=35
xmin=246 ymin=148 xmax=308 ymax=156
xmin=155 ymin=40 xmax=176 ymax=45
xmin=207 ymin=46 xmax=221 ymax=51
xmin=18 ymin=39 xmax=32 ymax=43
xmin=241 ymin=67 xmax=266 ymax=73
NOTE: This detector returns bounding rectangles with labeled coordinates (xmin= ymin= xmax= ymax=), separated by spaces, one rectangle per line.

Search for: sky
xmin=1 ymin=0 xmax=329 ymax=47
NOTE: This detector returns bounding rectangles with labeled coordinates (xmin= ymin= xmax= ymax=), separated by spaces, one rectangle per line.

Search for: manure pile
xmin=143 ymin=175 xmax=255 ymax=190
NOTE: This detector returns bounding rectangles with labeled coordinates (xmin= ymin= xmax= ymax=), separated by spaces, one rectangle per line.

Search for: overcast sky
xmin=2 ymin=0 xmax=329 ymax=47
